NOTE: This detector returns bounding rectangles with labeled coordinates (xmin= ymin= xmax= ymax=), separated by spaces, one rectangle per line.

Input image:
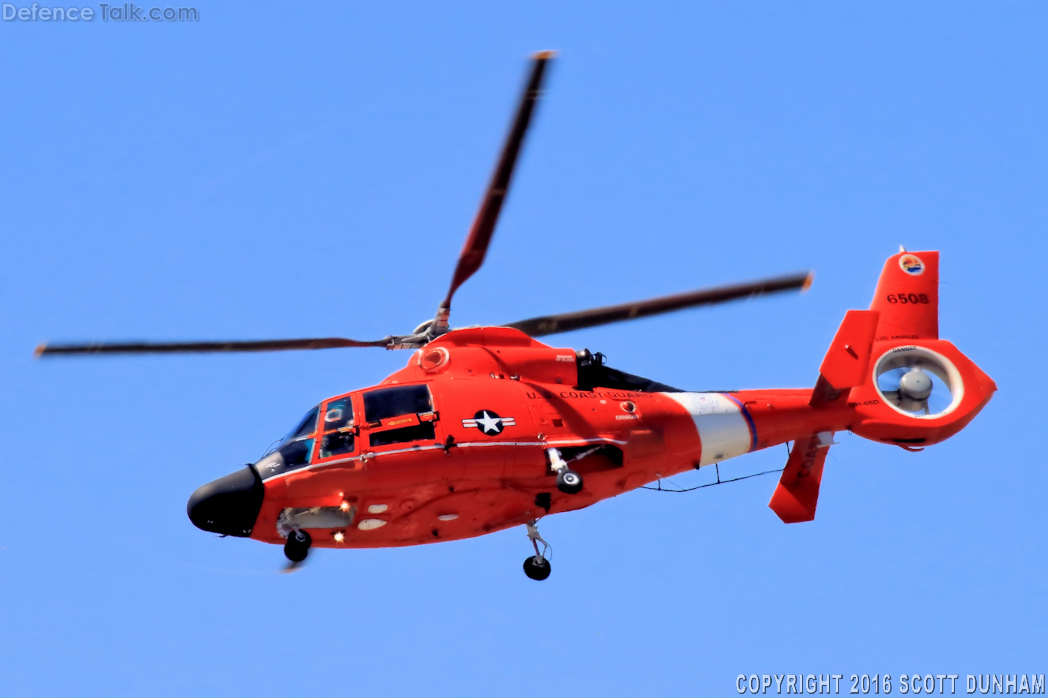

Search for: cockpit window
xmin=322 ymin=398 xmax=353 ymax=431
xmin=287 ymin=406 xmax=320 ymax=441
xmin=319 ymin=397 xmax=355 ymax=459
xmin=255 ymin=436 xmax=315 ymax=480
xmin=363 ymin=385 xmax=432 ymax=423
xmin=278 ymin=437 xmax=314 ymax=468
xmin=254 ymin=405 xmax=320 ymax=480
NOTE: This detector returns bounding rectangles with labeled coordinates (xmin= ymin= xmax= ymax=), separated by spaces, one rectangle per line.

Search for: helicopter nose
xmin=187 ymin=466 xmax=264 ymax=537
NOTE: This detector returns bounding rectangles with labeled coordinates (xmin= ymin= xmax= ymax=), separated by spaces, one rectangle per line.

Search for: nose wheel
xmin=284 ymin=529 xmax=311 ymax=563
xmin=522 ymin=520 xmax=552 ymax=581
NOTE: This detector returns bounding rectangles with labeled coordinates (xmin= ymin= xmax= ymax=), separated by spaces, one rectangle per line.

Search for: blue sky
xmin=1 ymin=2 xmax=1046 ymax=696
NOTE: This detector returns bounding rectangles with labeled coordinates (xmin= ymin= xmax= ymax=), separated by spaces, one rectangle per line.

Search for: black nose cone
xmin=187 ymin=466 xmax=264 ymax=537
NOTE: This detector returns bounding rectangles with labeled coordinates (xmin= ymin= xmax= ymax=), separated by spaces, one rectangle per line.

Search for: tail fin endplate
xmin=810 ymin=309 xmax=880 ymax=408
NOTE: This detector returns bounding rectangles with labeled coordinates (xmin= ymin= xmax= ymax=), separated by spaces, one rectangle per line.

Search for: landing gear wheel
xmin=284 ymin=529 xmax=311 ymax=563
xmin=523 ymin=520 xmax=552 ymax=580
xmin=556 ymin=469 xmax=583 ymax=495
xmin=523 ymin=556 xmax=551 ymax=581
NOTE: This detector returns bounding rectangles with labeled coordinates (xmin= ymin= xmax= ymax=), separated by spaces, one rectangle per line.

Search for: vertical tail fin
xmin=768 ymin=432 xmax=834 ymax=523
xmin=869 ymin=250 xmax=939 ymax=340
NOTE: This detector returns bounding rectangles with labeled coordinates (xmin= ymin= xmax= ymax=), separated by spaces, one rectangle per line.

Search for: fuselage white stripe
xmin=661 ymin=392 xmax=752 ymax=466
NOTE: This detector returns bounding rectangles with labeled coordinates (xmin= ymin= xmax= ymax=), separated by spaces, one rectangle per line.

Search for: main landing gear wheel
xmin=523 ymin=520 xmax=552 ymax=581
xmin=548 ymin=448 xmax=583 ymax=495
xmin=523 ymin=556 xmax=551 ymax=580
xmin=556 ymin=469 xmax=583 ymax=495
xmin=284 ymin=529 xmax=311 ymax=563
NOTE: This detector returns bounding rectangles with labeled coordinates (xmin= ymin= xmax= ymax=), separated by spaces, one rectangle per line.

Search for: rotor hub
xmin=898 ymin=369 xmax=933 ymax=401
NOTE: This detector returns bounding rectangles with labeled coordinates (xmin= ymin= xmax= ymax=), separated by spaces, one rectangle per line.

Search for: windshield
xmin=285 ymin=406 xmax=319 ymax=443
xmin=255 ymin=404 xmax=321 ymax=480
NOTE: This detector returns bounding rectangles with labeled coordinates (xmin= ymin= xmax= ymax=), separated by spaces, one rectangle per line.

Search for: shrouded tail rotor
xmin=874 ymin=350 xmax=960 ymax=417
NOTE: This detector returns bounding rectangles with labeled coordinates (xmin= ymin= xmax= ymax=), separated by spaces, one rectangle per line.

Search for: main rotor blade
xmin=34 ymin=336 xmax=390 ymax=357
xmin=441 ymin=51 xmax=556 ymax=315
xmin=504 ymin=271 xmax=814 ymax=337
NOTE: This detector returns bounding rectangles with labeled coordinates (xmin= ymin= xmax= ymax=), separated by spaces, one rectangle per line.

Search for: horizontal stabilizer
xmin=819 ymin=310 xmax=879 ymax=390
xmin=768 ymin=432 xmax=832 ymax=523
xmin=810 ymin=310 xmax=879 ymax=408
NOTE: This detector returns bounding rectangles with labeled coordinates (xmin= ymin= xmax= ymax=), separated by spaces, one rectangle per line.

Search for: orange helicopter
xmin=36 ymin=52 xmax=995 ymax=579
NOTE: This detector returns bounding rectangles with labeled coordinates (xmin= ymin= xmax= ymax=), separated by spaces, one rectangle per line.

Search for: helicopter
xmin=36 ymin=52 xmax=996 ymax=579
